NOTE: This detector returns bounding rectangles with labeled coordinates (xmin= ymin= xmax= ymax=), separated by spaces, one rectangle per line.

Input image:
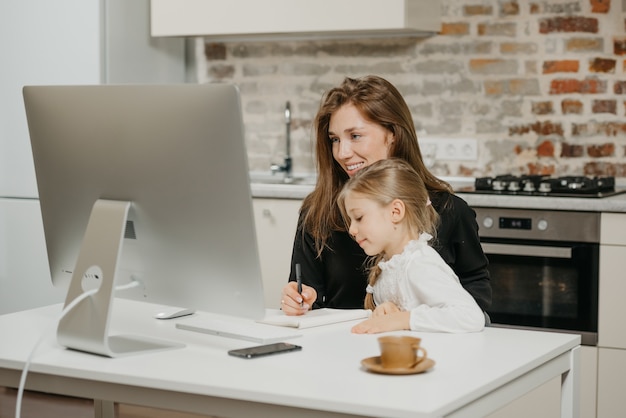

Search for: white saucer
xmin=361 ymin=356 xmax=435 ymax=375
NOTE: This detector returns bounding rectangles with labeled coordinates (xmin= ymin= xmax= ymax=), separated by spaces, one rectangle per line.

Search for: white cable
xmin=14 ymin=280 xmax=141 ymax=418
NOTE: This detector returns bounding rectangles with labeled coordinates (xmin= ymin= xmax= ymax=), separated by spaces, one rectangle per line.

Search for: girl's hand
xmin=280 ymin=281 xmax=317 ymax=316
xmin=371 ymin=301 xmax=401 ymax=317
xmin=351 ymin=311 xmax=410 ymax=334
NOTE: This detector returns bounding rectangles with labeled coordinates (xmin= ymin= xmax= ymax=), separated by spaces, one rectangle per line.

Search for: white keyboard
xmin=176 ymin=315 xmax=302 ymax=344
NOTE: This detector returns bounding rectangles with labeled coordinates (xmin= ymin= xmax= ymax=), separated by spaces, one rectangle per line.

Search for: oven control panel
xmin=474 ymin=207 xmax=600 ymax=242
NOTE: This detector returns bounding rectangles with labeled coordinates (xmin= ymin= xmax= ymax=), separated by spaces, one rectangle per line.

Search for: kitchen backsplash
xmin=197 ymin=0 xmax=626 ymax=180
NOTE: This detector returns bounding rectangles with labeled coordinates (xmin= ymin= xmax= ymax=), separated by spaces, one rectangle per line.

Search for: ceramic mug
xmin=378 ymin=335 xmax=427 ymax=369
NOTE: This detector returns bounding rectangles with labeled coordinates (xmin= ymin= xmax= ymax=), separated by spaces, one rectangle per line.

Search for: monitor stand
xmin=56 ymin=199 xmax=184 ymax=357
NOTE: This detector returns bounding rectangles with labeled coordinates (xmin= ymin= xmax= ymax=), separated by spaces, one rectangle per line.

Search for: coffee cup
xmin=378 ymin=335 xmax=427 ymax=369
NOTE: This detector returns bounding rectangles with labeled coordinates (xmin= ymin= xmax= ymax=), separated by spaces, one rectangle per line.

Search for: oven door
xmin=482 ymin=238 xmax=598 ymax=345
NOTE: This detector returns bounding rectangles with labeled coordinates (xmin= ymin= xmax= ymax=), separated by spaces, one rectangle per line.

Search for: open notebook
xmin=176 ymin=309 xmax=370 ymax=344
xmin=176 ymin=315 xmax=303 ymax=344
xmin=257 ymin=308 xmax=370 ymax=329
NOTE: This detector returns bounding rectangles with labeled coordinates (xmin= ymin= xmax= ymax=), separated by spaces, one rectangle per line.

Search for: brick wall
xmin=199 ymin=0 xmax=626 ymax=179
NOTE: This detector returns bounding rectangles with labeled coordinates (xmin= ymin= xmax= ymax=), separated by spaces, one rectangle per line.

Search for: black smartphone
xmin=228 ymin=342 xmax=302 ymax=359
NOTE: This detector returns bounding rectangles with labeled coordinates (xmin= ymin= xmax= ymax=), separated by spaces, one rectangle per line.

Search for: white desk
xmin=0 ymin=299 xmax=580 ymax=418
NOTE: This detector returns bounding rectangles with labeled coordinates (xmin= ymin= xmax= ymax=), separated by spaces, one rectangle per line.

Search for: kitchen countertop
xmin=250 ymin=176 xmax=626 ymax=213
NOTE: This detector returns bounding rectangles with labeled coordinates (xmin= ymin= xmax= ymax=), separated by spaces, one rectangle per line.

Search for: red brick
xmin=581 ymin=78 xmax=607 ymax=93
xmin=591 ymin=0 xmax=610 ymax=13
xmin=562 ymin=99 xmax=583 ymax=114
xmin=539 ymin=17 xmax=598 ymax=34
xmin=484 ymin=79 xmax=540 ymax=95
xmin=583 ymin=161 xmax=626 ymax=177
xmin=530 ymin=3 xmax=540 ymax=14
xmin=500 ymin=42 xmax=537 ymax=54
xmin=463 ymin=5 xmax=493 ymax=15
xmin=509 ymin=121 xmax=564 ymax=136
xmin=204 ymin=43 xmax=226 ymax=60
xmin=543 ymin=60 xmax=579 ymax=73
xmin=589 ymin=58 xmax=615 ymax=73
xmin=566 ymin=38 xmax=603 ymax=52
xmin=537 ymin=140 xmax=555 ymax=157
xmin=572 ymin=121 xmax=626 ymax=136
xmin=484 ymin=80 xmax=504 ymax=95
xmin=207 ymin=64 xmax=235 ymax=79
xmin=470 ymin=59 xmax=501 ymax=70
xmin=584 ymin=162 xmax=626 ymax=177
xmin=478 ymin=22 xmax=517 ymax=36
xmin=509 ymin=79 xmax=540 ymax=95
xmin=592 ymin=99 xmax=617 ymax=114
xmin=440 ymin=22 xmax=470 ymax=36
xmin=500 ymin=2 xmax=520 ymax=15
xmin=527 ymin=163 xmax=556 ymax=176
xmin=588 ymin=143 xmax=615 ymax=157
xmin=469 ymin=59 xmax=516 ymax=74
xmin=550 ymin=79 xmax=580 ymax=94
xmin=561 ymin=143 xmax=584 ymax=157
xmin=614 ymin=38 xmax=626 ymax=55
xmin=532 ymin=101 xmax=553 ymax=115
xmin=550 ymin=78 xmax=607 ymax=94
xmin=458 ymin=165 xmax=478 ymax=176
xmin=616 ymin=81 xmax=626 ymax=94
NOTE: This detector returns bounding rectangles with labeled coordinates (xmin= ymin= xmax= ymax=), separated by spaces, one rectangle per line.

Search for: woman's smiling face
xmin=329 ymin=103 xmax=394 ymax=178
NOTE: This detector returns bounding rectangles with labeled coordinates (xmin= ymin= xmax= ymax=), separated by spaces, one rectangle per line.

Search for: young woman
xmin=280 ymin=75 xmax=491 ymax=316
xmin=337 ymin=158 xmax=484 ymax=333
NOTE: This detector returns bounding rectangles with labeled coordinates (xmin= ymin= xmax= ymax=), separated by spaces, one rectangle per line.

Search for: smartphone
xmin=228 ymin=342 xmax=302 ymax=359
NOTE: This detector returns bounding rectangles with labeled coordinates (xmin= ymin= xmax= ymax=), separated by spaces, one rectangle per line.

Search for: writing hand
xmin=280 ymin=281 xmax=317 ymax=316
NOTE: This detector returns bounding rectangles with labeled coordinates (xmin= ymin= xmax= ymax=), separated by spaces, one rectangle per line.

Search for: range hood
xmin=151 ymin=0 xmax=441 ymax=41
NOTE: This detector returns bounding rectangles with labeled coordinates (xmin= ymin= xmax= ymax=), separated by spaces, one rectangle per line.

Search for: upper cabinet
xmin=151 ymin=0 xmax=441 ymax=41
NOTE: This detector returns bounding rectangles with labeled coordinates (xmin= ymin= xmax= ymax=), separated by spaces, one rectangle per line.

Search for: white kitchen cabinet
xmin=252 ymin=198 xmax=302 ymax=309
xmin=598 ymin=213 xmax=626 ymax=349
xmin=580 ymin=346 xmax=599 ymax=418
xmin=595 ymin=213 xmax=626 ymax=418
xmin=597 ymin=347 xmax=626 ymax=417
xmin=0 ymin=0 xmax=186 ymax=315
xmin=486 ymin=345 xmax=597 ymax=418
xmin=486 ymin=377 xmax=560 ymax=418
xmin=151 ymin=0 xmax=440 ymax=40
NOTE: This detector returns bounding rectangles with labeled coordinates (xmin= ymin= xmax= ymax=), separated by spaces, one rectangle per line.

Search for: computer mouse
xmin=154 ymin=307 xmax=196 ymax=320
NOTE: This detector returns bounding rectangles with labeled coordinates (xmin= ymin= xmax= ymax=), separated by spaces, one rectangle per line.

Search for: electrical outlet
xmin=418 ymin=138 xmax=478 ymax=161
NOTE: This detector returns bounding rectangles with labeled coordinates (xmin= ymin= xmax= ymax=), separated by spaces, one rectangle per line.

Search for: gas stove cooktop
xmin=464 ymin=175 xmax=626 ymax=198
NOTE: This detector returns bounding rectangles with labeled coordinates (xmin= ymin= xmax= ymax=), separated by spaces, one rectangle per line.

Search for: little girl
xmin=337 ymin=158 xmax=485 ymax=334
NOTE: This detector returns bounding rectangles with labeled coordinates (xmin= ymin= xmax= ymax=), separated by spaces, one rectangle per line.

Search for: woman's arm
xmin=281 ymin=218 xmax=326 ymax=314
xmin=432 ymin=193 xmax=492 ymax=311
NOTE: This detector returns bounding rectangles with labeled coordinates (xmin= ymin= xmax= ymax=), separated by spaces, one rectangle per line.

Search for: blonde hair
xmin=337 ymin=159 xmax=439 ymax=310
xmin=301 ymin=75 xmax=452 ymax=257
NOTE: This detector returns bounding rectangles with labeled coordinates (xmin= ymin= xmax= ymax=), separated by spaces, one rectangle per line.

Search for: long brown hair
xmin=301 ymin=75 xmax=452 ymax=257
xmin=337 ymin=159 xmax=440 ymax=309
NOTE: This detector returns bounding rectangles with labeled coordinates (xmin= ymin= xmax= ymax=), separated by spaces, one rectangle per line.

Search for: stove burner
xmin=472 ymin=175 xmax=624 ymax=198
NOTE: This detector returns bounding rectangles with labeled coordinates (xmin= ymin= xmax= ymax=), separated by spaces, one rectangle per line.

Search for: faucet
xmin=270 ymin=101 xmax=293 ymax=182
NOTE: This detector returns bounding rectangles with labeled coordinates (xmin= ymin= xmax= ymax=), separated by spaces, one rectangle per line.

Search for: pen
xmin=296 ymin=263 xmax=303 ymax=307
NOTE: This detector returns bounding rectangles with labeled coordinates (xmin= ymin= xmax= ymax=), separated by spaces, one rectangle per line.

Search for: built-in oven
xmin=474 ymin=207 xmax=599 ymax=346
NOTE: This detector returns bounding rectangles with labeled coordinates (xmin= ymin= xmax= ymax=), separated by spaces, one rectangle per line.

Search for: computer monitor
xmin=23 ymin=83 xmax=266 ymax=357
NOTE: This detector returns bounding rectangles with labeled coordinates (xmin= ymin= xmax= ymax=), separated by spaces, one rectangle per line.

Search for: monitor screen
xmin=23 ymin=84 xmax=266 ymax=356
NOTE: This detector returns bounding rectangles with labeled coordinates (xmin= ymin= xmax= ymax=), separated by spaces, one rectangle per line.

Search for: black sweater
xmin=287 ymin=192 xmax=492 ymax=312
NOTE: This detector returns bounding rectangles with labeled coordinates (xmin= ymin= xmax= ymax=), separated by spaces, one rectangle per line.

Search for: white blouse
xmin=373 ymin=233 xmax=485 ymax=333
